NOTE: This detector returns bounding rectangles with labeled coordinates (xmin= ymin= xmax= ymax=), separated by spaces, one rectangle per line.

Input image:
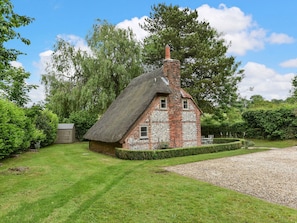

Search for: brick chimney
xmin=162 ymin=44 xmax=183 ymax=148
xmin=163 ymin=44 xmax=181 ymax=89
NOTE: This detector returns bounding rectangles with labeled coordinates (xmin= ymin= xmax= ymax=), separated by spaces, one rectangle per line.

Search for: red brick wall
xmin=163 ymin=59 xmax=183 ymax=148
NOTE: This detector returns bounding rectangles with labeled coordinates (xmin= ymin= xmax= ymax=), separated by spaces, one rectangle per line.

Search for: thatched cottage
xmin=84 ymin=45 xmax=202 ymax=155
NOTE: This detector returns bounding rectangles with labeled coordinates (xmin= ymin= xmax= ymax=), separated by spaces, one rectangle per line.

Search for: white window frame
xmin=160 ymin=97 xmax=167 ymax=109
xmin=140 ymin=126 xmax=148 ymax=139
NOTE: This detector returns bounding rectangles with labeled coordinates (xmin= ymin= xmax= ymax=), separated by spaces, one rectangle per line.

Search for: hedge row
xmin=202 ymin=108 xmax=297 ymax=140
xmin=115 ymin=138 xmax=244 ymax=160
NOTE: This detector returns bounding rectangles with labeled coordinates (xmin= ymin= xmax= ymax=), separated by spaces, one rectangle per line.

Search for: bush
xmin=0 ymin=99 xmax=34 ymax=159
xmin=65 ymin=111 xmax=98 ymax=141
xmin=35 ymin=109 xmax=59 ymax=147
xmin=242 ymin=108 xmax=297 ymax=140
xmin=201 ymin=122 xmax=246 ymax=138
xmin=115 ymin=139 xmax=243 ymax=160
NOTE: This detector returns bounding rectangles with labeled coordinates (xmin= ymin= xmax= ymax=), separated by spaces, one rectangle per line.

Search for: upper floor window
xmin=160 ymin=97 xmax=167 ymax=109
xmin=183 ymin=99 xmax=189 ymax=109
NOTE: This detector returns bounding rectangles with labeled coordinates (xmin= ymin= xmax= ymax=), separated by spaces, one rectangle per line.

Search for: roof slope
xmin=58 ymin=123 xmax=75 ymax=130
xmin=84 ymin=68 xmax=171 ymax=143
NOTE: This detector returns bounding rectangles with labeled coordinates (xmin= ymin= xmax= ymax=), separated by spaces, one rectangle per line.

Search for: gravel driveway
xmin=164 ymin=147 xmax=297 ymax=209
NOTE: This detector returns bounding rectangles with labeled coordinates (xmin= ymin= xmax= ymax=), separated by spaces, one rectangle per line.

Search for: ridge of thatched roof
xmin=84 ymin=68 xmax=171 ymax=143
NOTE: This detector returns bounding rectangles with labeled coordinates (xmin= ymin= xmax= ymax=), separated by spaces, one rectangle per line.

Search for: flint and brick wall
xmin=122 ymin=49 xmax=201 ymax=150
xmin=122 ymin=96 xmax=170 ymax=150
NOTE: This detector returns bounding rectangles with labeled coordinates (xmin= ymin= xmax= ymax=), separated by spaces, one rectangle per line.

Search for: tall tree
xmin=42 ymin=20 xmax=143 ymax=119
xmin=141 ymin=3 xmax=244 ymax=113
xmin=0 ymin=0 xmax=34 ymax=71
xmin=0 ymin=0 xmax=35 ymax=106
xmin=0 ymin=66 xmax=37 ymax=106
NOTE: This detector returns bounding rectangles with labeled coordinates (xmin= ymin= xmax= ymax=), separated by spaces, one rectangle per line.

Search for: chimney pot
xmin=165 ymin=44 xmax=171 ymax=60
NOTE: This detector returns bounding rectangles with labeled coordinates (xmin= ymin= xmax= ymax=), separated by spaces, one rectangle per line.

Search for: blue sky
xmin=8 ymin=0 xmax=297 ymax=104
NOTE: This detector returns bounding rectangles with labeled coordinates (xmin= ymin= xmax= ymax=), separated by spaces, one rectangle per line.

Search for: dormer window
xmin=160 ymin=97 xmax=167 ymax=109
xmin=183 ymin=99 xmax=189 ymax=110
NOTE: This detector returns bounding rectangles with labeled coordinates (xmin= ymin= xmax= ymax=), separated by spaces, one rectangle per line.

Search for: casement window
xmin=140 ymin=126 xmax=148 ymax=139
xmin=160 ymin=97 xmax=167 ymax=109
xmin=183 ymin=99 xmax=189 ymax=109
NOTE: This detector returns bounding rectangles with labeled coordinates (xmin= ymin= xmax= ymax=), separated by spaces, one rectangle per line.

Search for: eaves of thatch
xmin=84 ymin=68 xmax=171 ymax=143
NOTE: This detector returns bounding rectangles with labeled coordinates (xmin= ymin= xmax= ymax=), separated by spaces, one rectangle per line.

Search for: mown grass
xmin=249 ymin=139 xmax=297 ymax=148
xmin=0 ymin=142 xmax=296 ymax=223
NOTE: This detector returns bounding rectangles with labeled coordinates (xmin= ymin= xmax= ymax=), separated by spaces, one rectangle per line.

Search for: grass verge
xmin=249 ymin=139 xmax=297 ymax=148
xmin=0 ymin=142 xmax=296 ymax=223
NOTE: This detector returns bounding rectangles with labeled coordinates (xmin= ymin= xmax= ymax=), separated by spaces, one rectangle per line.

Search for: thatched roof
xmin=84 ymin=68 xmax=171 ymax=143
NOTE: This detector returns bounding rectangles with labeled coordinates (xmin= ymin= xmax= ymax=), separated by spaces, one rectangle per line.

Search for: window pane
xmin=183 ymin=99 xmax=188 ymax=109
xmin=140 ymin=126 xmax=148 ymax=138
xmin=160 ymin=98 xmax=167 ymax=109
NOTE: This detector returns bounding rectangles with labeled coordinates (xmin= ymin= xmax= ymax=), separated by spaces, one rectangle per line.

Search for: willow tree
xmin=142 ymin=3 xmax=244 ymax=113
xmin=42 ymin=20 xmax=143 ymax=119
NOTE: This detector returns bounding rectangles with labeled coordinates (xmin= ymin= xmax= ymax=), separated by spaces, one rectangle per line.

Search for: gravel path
xmin=164 ymin=147 xmax=297 ymax=209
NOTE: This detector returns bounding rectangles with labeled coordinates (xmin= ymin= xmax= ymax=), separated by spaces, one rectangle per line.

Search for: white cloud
xmin=28 ymin=50 xmax=54 ymax=106
xmin=196 ymin=4 xmax=266 ymax=55
xmin=280 ymin=58 xmax=297 ymax=68
xmin=56 ymin=34 xmax=92 ymax=54
xmin=268 ymin=33 xmax=295 ymax=44
xmin=197 ymin=4 xmax=254 ymax=34
xmin=33 ymin=50 xmax=53 ymax=76
xmin=27 ymin=85 xmax=46 ymax=107
xmin=10 ymin=61 xmax=24 ymax=68
xmin=239 ymin=62 xmax=295 ymax=100
xmin=116 ymin=4 xmax=294 ymax=56
xmin=196 ymin=4 xmax=294 ymax=56
xmin=116 ymin=16 xmax=148 ymax=41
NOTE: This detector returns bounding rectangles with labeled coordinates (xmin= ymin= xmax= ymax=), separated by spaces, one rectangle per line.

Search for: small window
xmin=140 ymin=126 xmax=148 ymax=139
xmin=160 ymin=97 xmax=167 ymax=109
xmin=183 ymin=99 xmax=189 ymax=109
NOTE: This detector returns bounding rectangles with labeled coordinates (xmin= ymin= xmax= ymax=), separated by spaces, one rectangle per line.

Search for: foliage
xmin=0 ymin=66 xmax=37 ymax=106
xmin=42 ymin=20 xmax=143 ymax=120
xmin=0 ymin=0 xmax=34 ymax=71
xmin=141 ymin=3 xmax=243 ymax=113
xmin=35 ymin=109 xmax=58 ymax=147
xmin=24 ymin=105 xmax=46 ymax=147
xmin=0 ymin=0 xmax=35 ymax=106
xmin=242 ymin=108 xmax=297 ymax=140
xmin=64 ymin=110 xmax=98 ymax=141
xmin=201 ymin=107 xmax=246 ymax=138
xmin=0 ymin=99 xmax=33 ymax=159
xmin=116 ymin=139 xmax=243 ymax=160
xmin=290 ymin=74 xmax=297 ymax=101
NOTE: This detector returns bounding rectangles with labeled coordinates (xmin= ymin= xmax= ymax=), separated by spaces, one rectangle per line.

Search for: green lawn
xmin=0 ymin=143 xmax=296 ymax=223
xmin=249 ymin=139 xmax=297 ymax=148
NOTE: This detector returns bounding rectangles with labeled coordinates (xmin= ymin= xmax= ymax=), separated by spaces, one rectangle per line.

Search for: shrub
xmin=115 ymin=139 xmax=243 ymax=160
xmin=35 ymin=109 xmax=59 ymax=147
xmin=242 ymin=108 xmax=297 ymax=140
xmin=0 ymin=99 xmax=33 ymax=159
xmin=65 ymin=111 xmax=98 ymax=141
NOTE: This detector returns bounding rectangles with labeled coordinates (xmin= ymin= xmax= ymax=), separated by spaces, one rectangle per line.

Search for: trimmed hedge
xmin=115 ymin=138 xmax=244 ymax=160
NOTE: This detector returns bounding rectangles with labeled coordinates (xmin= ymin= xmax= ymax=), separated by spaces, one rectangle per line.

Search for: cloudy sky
xmin=8 ymin=0 xmax=297 ymax=104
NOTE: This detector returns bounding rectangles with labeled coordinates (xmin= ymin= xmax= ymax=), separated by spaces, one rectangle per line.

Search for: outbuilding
xmin=55 ymin=123 xmax=76 ymax=144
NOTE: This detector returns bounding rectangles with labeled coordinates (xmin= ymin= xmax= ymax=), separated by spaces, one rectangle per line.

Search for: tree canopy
xmin=42 ymin=20 xmax=143 ymax=119
xmin=0 ymin=0 xmax=35 ymax=106
xmin=0 ymin=0 xmax=34 ymax=71
xmin=141 ymin=3 xmax=244 ymax=113
xmin=0 ymin=66 xmax=37 ymax=106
